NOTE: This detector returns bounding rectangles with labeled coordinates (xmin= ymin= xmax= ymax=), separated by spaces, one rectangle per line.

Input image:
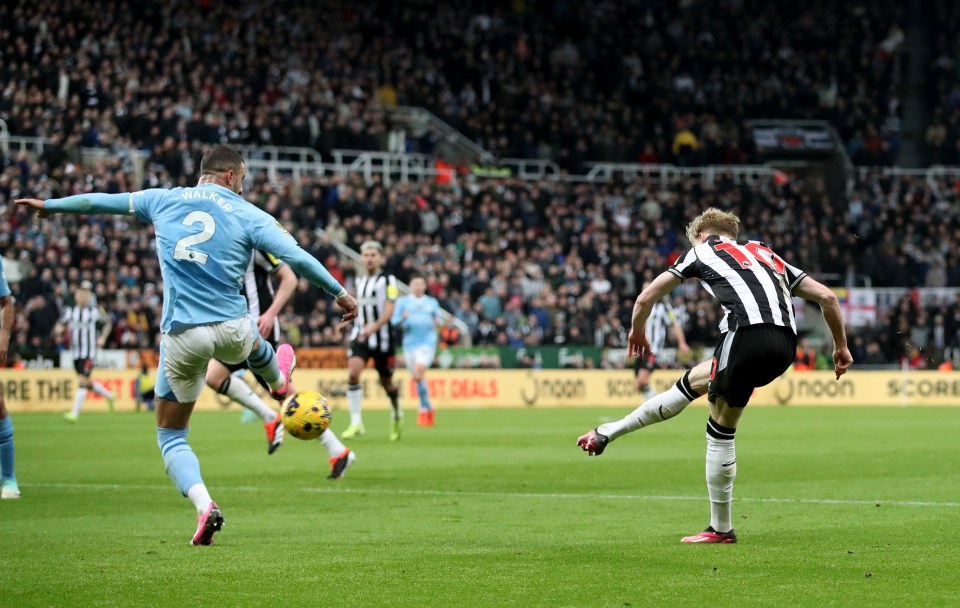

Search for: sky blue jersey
xmin=46 ymin=184 xmax=345 ymax=333
xmin=392 ymin=294 xmax=442 ymax=349
xmin=0 ymin=258 xmax=11 ymax=298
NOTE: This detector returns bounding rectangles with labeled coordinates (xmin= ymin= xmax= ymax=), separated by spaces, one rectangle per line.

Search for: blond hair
xmin=360 ymin=240 xmax=384 ymax=254
xmin=685 ymin=208 xmax=740 ymax=246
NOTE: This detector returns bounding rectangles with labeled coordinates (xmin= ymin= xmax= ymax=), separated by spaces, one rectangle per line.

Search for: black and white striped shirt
xmin=669 ymin=235 xmax=806 ymax=335
xmin=350 ymin=272 xmax=398 ymax=352
xmin=60 ymin=305 xmax=104 ymax=359
xmin=242 ymin=250 xmax=283 ymax=342
xmin=645 ymin=301 xmax=677 ymax=355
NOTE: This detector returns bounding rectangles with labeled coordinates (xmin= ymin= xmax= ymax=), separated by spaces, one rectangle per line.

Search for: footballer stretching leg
xmin=578 ymin=360 xmax=710 ymax=455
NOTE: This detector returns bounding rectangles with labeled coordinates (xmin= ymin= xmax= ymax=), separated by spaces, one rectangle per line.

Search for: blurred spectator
xmin=0 ymin=0 xmax=905 ymax=166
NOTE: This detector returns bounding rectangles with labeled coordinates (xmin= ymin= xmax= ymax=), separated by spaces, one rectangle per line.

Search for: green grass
xmin=1 ymin=406 xmax=958 ymax=607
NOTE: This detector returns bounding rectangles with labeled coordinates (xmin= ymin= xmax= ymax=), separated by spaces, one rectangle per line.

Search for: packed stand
xmin=2 ymin=0 xmax=904 ymax=169
xmin=6 ymin=131 xmax=960 ymax=367
xmin=928 ymin=0 xmax=960 ymax=166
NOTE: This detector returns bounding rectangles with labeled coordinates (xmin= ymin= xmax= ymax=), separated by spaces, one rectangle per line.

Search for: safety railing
xmin=10 ymin=136 xmax=960 ymax=189
xmin=231 ymin=145 xmax=323 ymax=165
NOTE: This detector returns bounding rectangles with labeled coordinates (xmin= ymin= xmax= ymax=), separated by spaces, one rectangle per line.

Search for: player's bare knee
xmin=710 ymin=399 xmax=743 ymax=429
xmin=155 ymin=398 xmax=194 ymax=428
xmin=687 ymin=360 xmax=712 ymax=394
xmin=347 ymin=358 xmax=364 ymax=383
xmin=205 ymin=368 xmax=227 ymax=390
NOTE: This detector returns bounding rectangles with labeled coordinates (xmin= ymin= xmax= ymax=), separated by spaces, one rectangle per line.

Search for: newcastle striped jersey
xmin=60 ymin=305 xmax=106 ymax=359
xmin=350 ymin=272 xmax=399 ymax=352
xmin=646 ymin=301 xmax=678 ymax=356
xmin=669 ymin=235 xmax=806 ymax=334
xmin=242 ymin=250 xmax=283 ymax=342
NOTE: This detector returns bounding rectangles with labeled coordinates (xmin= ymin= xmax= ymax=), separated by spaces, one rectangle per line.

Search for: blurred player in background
xmin=632 ymin=283 xmax=690 ymax=399
xmin=59 ymin=280 xmax=116 ymax=422
xmin=342 ymin=241 xmax=401 ymax=440
xmin=204 ymin=249 xmax=356 ymax=478
xmin=16 ymin=145 xmax=358 ymax=545
xmin=206 ymin=250 xmax=296 ymax=453
xmin=578 ymin=208 xmax=852 ymax=544
xmin=135 ymin=359 xmax=156 ymax=412
xmin=392 ymin=273 xmax=443 ymax=430
xmin=0 ymin=261 xmax=19 ymax=499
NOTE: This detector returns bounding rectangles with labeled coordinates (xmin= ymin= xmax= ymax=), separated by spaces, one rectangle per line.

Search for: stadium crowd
xmin=3 ymin=139 xmax=960 ymax=369
xmin=2 ymin=0 xmax=905 ymax=167
xmin=3 ymin=0 xmax=959 ymax=370
xmin=928 ymin=0 xmax=960 ymax=166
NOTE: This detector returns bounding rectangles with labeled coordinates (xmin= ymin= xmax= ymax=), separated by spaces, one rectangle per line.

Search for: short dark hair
xmin=200 ymin=145 xmax=244 ymax=175
xmin=408 ymin=273 xmax=426 ymax=282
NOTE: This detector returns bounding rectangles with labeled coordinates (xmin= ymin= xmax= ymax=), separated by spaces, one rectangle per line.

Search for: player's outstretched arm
xmin=628 ymin=271 xmax=682 ymax=359
xmin=793 ymin=276 xmax=853 ymax=379
xmin=15 ymin=193 xmax=135 ymax=217
xmin=253 ymin=214 xmax=359 ymax=326
xmin=672 ymin=319 xmax=691 ymax=354
xmin=273 ymin=246 xmax=358 ymax=326
xmin=258 ymin=263 xmax=297 ymax=338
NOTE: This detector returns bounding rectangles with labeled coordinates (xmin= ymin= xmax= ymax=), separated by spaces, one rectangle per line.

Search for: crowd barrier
xmin=2 ymin=369 xmax=959 ymax=413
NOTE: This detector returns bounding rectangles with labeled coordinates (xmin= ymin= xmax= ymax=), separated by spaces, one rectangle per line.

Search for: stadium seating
xmin=3 ymin=148 xmax=960 ymax=368
xmin=3 ymin=0 xmax=958 ymax=369
xmin=1 ymin=0 xmax=905 ymax=165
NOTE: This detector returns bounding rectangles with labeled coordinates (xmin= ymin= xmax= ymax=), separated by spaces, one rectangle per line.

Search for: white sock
xmin=91 ymin=381 xmax=115 ymax=399
xmin=348 ymin=384 xmax=363 ymax=426
xmin=318 ymin=428 xmax=347 ymax=458
xmin=705 ymin=418 xmax=737 ymax=533
xmin=186 ymin=483 xmax=214 ymax=513
xmin=597 ymin=371 xmax=701 ymax=441
xmin=642 ymin=385 xmax=656 ymax=401
xmin=71 ymin=387 xmax=88 ymax=417
xmin=223 ymin=377 xmax=275 ymax=422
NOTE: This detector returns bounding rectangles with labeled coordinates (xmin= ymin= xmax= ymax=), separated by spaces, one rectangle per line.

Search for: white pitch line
xmin=22 ymin=482 xmax=960 ymax=509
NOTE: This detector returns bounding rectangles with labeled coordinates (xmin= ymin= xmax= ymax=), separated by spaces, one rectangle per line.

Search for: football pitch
xmin=1 ymin=405 xmax=957 ymax=607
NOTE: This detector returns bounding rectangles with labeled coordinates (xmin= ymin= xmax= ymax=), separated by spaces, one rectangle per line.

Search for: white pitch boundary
xmin=22 ymin=482 xmax=960 ymax=509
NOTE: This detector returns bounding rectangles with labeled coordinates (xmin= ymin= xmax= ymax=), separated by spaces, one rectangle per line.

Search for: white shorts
xmin=403 ymin=345 xmax=436 ymax=371
xmin=155 ymin=317 xmax=259 ymax=403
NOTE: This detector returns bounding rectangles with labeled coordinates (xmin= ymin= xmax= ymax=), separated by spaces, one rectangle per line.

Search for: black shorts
xmin=633 ymin=354 xmax=658 ymax=374
xmin=708 ymin=325 xmax=797 ymax=408
xmin=74 ymin=358 xmax=93 ymax=377
xmin=348 ymin=341 xmax=396 ymax=377
xmin=218 ymin=337 xmax=279 ymax=392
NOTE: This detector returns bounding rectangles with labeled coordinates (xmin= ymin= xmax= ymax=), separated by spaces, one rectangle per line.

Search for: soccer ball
xmin=281 ymin=391 xmax=332 ymax=440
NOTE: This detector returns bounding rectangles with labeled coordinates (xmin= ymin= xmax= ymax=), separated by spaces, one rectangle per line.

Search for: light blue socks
xmin=246 ymin=338 xmax=281 ymax=386
xmin=0 ymin=416 xmax=15 ymax=484
xmin=157 ymin=427 xmax=203 ymax=496
xmin=416 ymin=380 xmax=432 ymax=411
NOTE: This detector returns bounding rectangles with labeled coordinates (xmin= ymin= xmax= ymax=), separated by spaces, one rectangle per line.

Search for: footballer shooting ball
xmin=281 ymin=391 xmax=332 ymax=440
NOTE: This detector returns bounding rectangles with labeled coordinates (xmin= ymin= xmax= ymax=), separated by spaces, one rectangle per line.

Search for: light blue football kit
xmin=44 ymin=184 xmax=346 ymax=502
xmin=0 ymin=261 xmax=17 ymax=498
xmin=392 ymin=294 xmax=442 ymax=411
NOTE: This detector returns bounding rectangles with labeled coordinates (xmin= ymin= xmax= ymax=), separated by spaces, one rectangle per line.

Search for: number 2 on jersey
xmin=174 ymin=211 xmax=216 ymax=265
xmin=714 ymin=241 xmax=784 ymax=273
